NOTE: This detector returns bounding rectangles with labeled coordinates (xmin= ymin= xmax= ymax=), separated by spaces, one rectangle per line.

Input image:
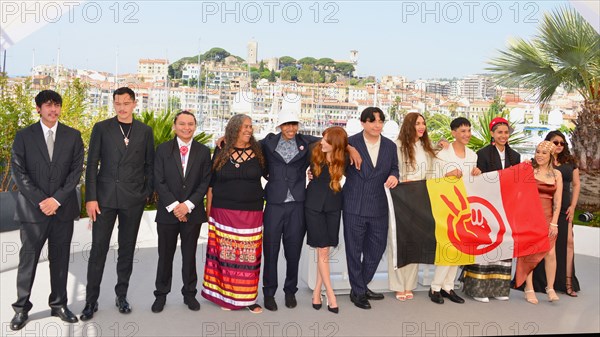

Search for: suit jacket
xmin=154 ymin=137 xmax=212 ymax=225
xmin=85 ymin=116 xmax=154 ymax=208
xmin=343 ymin=131 xmax=399 ymax=217
xmin=476 ymin=144 xmax=521 ymax=173
xmin=11 ymin=122 xmax=84 ymax=223
xmin=260 ymin=132 xmax=319 ymax=203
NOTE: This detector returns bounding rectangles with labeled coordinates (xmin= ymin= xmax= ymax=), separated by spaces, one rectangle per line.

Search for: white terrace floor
xmin=1 ymin=214 xmax=598 ymax=336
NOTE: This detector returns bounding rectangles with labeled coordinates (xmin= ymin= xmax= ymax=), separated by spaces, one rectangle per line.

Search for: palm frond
xmin=487 ymin=6 xmax=600 ymax=103
xmin=140 ymin=110 xmax=212 ymax=147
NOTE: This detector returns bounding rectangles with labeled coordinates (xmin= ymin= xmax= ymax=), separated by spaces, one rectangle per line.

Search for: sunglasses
xmin=553 ymin=141 xmax=565 ymax=146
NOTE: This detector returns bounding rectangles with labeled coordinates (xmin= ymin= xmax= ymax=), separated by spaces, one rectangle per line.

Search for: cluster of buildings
xmin=11 ymin=41 xmax=582 ymax=140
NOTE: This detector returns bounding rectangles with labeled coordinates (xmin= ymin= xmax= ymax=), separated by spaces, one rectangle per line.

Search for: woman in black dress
xmin=528 ymin=130 xmax=581 ymax=296
xmin=305 ymin=127 xmax=348 ymax=314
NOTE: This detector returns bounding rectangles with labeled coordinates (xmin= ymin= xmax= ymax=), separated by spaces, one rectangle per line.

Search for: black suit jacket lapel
xmin=170 ymin=139 xmax=185 ymax=180
xmin=109 ymin=117 xmax=127 ymax=157
xmin=288 ymin=135 xmax=309 ymax=164
xmin=52 ymin=123 xmax=68 ymax=163
xmin=32 ymin=123 xmax=51 ymax=163
xmin=184 ymin=141 xmax=200 ymax=181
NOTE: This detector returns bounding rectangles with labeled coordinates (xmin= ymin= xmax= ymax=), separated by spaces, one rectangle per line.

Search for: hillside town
xmin=5 ymin=40 xmax=583 ymax=143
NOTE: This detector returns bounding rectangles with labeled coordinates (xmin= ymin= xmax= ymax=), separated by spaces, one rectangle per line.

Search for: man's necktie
xmin=47 ymin=129 xmax=54 ymax=161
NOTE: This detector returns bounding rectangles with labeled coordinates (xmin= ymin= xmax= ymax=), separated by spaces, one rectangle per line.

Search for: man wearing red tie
xmin=151 ymin=111 xmax=212 ymax=312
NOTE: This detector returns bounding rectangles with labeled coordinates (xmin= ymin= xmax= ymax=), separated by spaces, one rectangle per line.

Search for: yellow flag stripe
xmin=426 ymin=177 xmax=476 ymax=265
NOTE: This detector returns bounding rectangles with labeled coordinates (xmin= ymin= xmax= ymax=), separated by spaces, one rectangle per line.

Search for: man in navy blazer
xmin=217 ymin=110 xmax=360 ymax=311
xmin=151 ymin=111 xmax=211 ymax=313
xmin=81 ymin=87 xmax=154 ymax=320
xmin=261 ymin=110 xmax=320 ymax=311
xmin=9 ymin=90 xmax=84 ymax=330
xmin=343 ymin=107 xmax=399 ymax=310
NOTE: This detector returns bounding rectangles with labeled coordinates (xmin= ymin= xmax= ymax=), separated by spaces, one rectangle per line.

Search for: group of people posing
xmin=9 ymin=87 xmax=580 ymax=331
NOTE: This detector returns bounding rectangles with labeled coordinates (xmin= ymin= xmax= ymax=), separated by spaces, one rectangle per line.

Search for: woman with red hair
xmin=305 ymin=126 xmax=349 ymax=314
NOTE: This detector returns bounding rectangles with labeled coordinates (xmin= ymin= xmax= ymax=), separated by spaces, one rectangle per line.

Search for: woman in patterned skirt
xmin=460 ymin=117 xmax=521 ymax=303
xmin=202 ymin=114 xmax=266 ymax=313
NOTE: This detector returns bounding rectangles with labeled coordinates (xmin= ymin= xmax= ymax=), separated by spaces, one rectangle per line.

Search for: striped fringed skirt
xmin=201 ymin=207 xmax=263 ymax=309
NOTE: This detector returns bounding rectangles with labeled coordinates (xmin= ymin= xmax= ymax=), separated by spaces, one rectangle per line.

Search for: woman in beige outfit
xmin=387 ymin=113 xmax=437 ymax=301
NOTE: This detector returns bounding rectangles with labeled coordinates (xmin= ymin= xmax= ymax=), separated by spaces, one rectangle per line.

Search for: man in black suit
xmin=81 ymin=87 xmax=154 ymax=320
xmin=9 ymin=90 xmax=84 ymax=330
xmin=151 ymin=111 xmax=211 ymax=313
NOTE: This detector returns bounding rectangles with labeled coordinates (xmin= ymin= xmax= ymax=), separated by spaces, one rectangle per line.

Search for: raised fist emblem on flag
xmin=441 ymin=186 xmax=506 ymax=255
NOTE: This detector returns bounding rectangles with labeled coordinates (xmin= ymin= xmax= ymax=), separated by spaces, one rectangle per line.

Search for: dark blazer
xmin=260 ymin=132 xmax=319 ymax=203
xmin=85 ymin=117 xmax=154 ymax=208
xmin=305 ymin=145 xmax=349 ymax=212
xmin=11 ymin=122 xmax=84 ymax=223
xmin=343 ymin=132 xmax=399 ymax=217
xmin=154 ymin=137 xmax=212 ymax=225
xmin=476 ymin=144 xmax=521 ymax=173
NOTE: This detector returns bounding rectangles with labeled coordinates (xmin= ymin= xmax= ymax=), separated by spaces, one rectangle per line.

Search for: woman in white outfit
xmin=387 ymin=112 xmax=438 ymax=301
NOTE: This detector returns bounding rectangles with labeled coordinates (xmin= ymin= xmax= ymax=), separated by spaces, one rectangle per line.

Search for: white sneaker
xmin=494 ymin=296 xmax=509 ymax=301
xmin=473 ymin=297 xmax=490 ymax=303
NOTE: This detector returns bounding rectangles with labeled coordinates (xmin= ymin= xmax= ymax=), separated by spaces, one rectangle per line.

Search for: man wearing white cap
xmin=261 ymin=110 xmax=361 ymax=311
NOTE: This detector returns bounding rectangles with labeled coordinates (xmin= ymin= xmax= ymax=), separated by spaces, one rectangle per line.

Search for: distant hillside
xmin=169 ymin=49 xmax=356 ymax=84
xmin=169 ymin=47 xmax=243 ymax=79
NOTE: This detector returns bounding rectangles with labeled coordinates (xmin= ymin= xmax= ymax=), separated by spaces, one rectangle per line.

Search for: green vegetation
xmin=488 ymin=6 xmax=600 ymax=209
xmin=169 ymin=47 xmax=238 ymax=80
xmin=0 ymin=77 xmax=110 ymax=192
xmin=573 ymin=210 xmax=600 ymax=227
xmin=140 ymin=110 xmax=212 ymax=149
xmin=427 ymin=98 xmax=527 ymax=153
xmin=0 ymin=77 xmax=36 ymax=191
xmin=170 ymin=49 xmax=356 ymax=85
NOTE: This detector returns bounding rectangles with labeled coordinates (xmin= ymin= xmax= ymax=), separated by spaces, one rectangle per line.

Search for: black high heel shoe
xmin=326 ymin=295 xmax=339 ymax=314
xmin=312 ymin=294 xmax=322 ymax=310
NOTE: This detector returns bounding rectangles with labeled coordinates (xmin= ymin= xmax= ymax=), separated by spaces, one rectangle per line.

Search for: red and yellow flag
xmin=388 ymin=163 xmax=550 ymax=268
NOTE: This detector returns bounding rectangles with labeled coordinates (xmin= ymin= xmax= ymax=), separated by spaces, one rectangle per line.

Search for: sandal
xmin=546 ymin=288 xmax=559 ymax=302
xmin=395 ymin=291 xmax=406 ymax=301
xmin=565 ymin=277 xmax=578 ymax=297
xmin=524 ymin=289 xmax=538 ymax=304
xmin=405 ymin=291 xmax=414 ymax=300
xmin=247 ymin=304 xmax=263 ymax=314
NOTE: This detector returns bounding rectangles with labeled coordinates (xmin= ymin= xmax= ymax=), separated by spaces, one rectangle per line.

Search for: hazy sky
xmin=2 ymin=1 xmax=569 ymax=79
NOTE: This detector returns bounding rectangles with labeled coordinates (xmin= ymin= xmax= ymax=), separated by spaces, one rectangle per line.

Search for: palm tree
xmin=487 ymin=6 xmax=600 ymax=210
xmin=426 ymin=104 xmax=527 ymax=153
xmin=140 ymin=110 xmax=212 ymax=149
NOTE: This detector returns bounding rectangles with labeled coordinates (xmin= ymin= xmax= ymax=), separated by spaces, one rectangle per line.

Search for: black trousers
xmin=262 ymin=201 xmax=306 ymax=297
xmin=85 ymin=204 xmax=144 ymax=303
xmin=154 ymin=221 xmax=201 ymax=298
xmin=12 ymin=217 xmax=74 ymax=313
